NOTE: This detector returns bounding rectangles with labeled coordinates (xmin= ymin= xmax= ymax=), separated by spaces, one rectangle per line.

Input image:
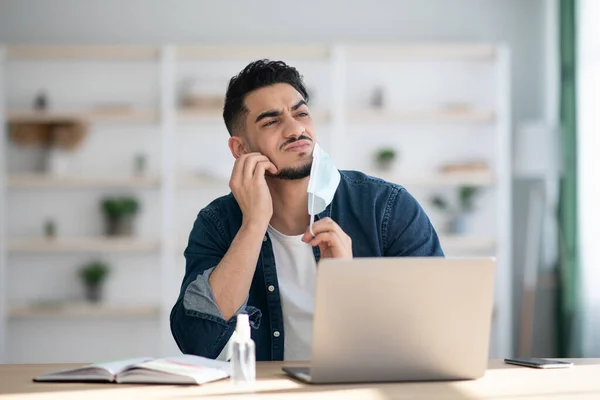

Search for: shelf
xmin=7 ymin=237 xmax=160 ymax=253
xmin=177 ymin=173 xmax=229 ymax=189
xmin=7 ymin=109 xmax=158 ymax=124
xmin=346 ymin=44 xmax=497 ymax=61
xmin=7 ymin=174 xmax=161 ymax=189
xmin=348 ymin=109 xmax=495 ymax=124
xmin=5 ymin=44 xmax=495 ymax=62
xmin=8 ymin=304 xmax=161 ymax=318
xmin=376 ymin=171 xmax=495 ymax=187
xmin=176 ymin=45 xmax=330 ymax=61
xmin=6 ymin=46 xmax=159 ymax=60
xmin=177 ymin=108 xmax=330 ymax=124
xmin=438 ymin=235 xmax=496 ymax=252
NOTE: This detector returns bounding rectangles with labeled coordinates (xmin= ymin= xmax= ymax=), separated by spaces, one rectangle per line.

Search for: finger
xmin=301 ymin=226 xmax=313 ymax=242
xmin=266 ymin=161 xmax=278 ymax=175
xmin=253 ymin=160 xmax=276 ymax=181
xmin=255 ymin=160 xmax=278 ymax=176
xmin=309 ymin=218 xmax=340 ymax=236
xmin=309 ymin=232 xmax=341 ymax=248
xmin=230 ymin=154 xmax=251 ymax=188
xmin=242 ymin=154 xmax=270 ymax=181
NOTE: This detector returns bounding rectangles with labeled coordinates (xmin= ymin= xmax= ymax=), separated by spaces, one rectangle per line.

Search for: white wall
xmin=0 ymin=0 xmax=548 ymax=128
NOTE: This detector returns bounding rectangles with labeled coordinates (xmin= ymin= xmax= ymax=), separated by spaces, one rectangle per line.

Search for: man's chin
xmin=269 ymin=161 xmax=313 ymax=180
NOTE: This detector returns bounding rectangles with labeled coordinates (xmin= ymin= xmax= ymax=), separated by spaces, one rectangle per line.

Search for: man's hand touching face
xmin=229 ymin=152 xmax=278 ymax=230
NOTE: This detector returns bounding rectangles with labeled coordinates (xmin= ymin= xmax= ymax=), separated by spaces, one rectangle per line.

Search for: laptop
xmin=282 ymin=257 xmax=496 ymax=384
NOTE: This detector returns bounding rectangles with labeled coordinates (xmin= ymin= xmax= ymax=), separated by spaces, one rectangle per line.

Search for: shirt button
xmin=263 ymin=235 xmax=268 ymax=242
xmin=268 ymin=285 xmax=275 ymax=292
xmin=273 ymin=331 xmax=280 ymax=338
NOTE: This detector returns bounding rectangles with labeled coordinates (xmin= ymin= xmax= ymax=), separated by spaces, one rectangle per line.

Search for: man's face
xmin=230 ymin=83 xmax=316 ymax=179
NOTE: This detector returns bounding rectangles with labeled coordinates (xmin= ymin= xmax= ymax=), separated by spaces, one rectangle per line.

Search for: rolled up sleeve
xmin=170 ymin=209 xmax=251 ymax=359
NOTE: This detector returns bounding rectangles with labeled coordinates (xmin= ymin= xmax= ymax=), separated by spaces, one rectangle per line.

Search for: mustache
xmin=280 ymin=135 xmax=312 ymax=151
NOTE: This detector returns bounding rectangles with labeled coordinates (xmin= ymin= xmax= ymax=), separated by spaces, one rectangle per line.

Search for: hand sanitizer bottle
xmin=231 ymin=313 xmax=256 ymax=384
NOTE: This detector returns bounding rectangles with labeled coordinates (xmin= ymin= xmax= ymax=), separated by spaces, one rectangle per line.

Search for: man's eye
xmin=296 ymin=112 xmax=309 ymax=118
xmin=263 ymin=120 xmax=277 ymax=127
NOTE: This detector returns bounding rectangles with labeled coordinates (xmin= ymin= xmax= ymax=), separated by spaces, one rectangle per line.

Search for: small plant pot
xmin=85 ymin=284 xmax=103 ymax=303
xmin=449 ymin=213 xmax=468 ymax=235
xmin=105 ymin=215 xmax=134 ymax=236
xmin=41 ymin=146 xmax=71 ymax=175
xmin=44 ymin=220 xmax=57 ymax=238
xmin=376 ymin=159 xmax=395 ymax=172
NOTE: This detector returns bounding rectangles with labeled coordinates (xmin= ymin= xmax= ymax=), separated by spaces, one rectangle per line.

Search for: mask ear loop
xmin=309 ymin=150 xmax=319 ymax=237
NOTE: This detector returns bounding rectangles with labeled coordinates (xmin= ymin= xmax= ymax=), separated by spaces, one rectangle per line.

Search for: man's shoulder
xmin=339 ymin=170 xmax=405 ymax=193
xmin=198 ymin=192 xmax=241 ymax=222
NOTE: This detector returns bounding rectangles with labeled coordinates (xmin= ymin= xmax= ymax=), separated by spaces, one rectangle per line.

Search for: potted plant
xmin=134 ymin=153 xmax=147 ymax=175
xmin=79 ymin=260 xmax=110 ymax=303
xmin=430 ymin=186 xmax=480 ymax=234
xmin=375 ymin=147 xmax=397 ymax=171
xmin=43 ymin=218 xmax=56 ymax=238
xmin=101 ymin=196 xmax=140 ymax=236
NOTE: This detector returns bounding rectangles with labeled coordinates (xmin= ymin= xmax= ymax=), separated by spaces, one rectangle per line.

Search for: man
xmin=170 ymin=59 xmax=444 ymax=362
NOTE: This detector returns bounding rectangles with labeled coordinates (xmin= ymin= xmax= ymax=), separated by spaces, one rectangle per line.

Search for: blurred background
xmin=0 ymin=0 xmax=597 ymax=364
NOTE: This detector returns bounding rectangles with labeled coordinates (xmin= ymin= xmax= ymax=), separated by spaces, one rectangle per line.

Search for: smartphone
xmin=504 ymin=357 xmax=574 ymax=369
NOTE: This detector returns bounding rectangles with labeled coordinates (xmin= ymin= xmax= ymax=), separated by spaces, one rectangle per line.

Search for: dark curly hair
xmin=223 ymin=59 xmax=309 ymax=136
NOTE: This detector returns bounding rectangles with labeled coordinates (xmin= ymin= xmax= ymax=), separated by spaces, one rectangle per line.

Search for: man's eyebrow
xmin=255 ymin=109 xmax=281 ymax=123
xmin=291 ymin=100 xmax=307 ymax=111
xmin=255 ymin=100 xmax=308 ymax=124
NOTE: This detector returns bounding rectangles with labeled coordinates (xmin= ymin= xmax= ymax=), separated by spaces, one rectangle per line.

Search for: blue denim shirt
xmin=170 ymin=170 xmax=444 ymax=361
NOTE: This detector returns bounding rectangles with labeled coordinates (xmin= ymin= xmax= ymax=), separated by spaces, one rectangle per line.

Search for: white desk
xmin=1 ymin=359 xmax=599 ymax=399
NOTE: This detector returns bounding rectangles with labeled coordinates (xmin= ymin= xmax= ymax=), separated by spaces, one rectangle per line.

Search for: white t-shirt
xmin=266 ymin=225 xmax=317 ymax=361
xmin=216 ymin=225 xmax=317 ymax=361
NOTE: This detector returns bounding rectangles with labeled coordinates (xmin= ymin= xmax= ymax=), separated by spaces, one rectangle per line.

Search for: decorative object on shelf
xmin=79 ymin=260 xmax=110 ymax=303
xmin=440 ymin=160 xmax=490 ymax=175
xmin=430 ymin=185 xmax=481 ymax=234
xmin=9 ymin=119 xmax=88 ymax=174
xmin=374 ymin=147 xmax=397 ymax=171
xmin=178 ymin=77 xmax=225 ymax=111
xmin=101 ymin=196 xmax=140 ymax=236
xmin=440 ymin=102 xmax=473 ymax=115
xmin=134 ymin=153 xmax=147 ymax=175
xmin=33 ymin=91 xmax=49 ymax=111
xmin=43 ymin=219 xmax=56 ymax=238
xmin=370 ymin=85 xmax=386 ymax=109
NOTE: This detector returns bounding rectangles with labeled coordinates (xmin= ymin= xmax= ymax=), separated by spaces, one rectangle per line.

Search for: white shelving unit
xmin=0 ymin=46 xmax=7 ymax=364
xmin=7 ymin=109 xmax=159 ymax=124
xmin=348 ymin=109 xmax=496 ymax=124
xmin=9 ymin=304 xmax=160 ymax=318
xmin=7 ymin=237 xmax=160 ymax=253
xmin=7 ymin=174 xmax=161 ymax=189
xmin=439 ymin=235 xmax=497 ymax=253
xmin=0 ymin=43 xmax=512 ymax=362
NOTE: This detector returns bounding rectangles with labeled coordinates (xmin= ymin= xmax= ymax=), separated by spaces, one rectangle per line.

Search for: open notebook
xmin=34 ymin=355 xmax=231 ymax=385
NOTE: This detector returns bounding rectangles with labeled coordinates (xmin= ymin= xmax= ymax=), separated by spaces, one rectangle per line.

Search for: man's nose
xmin=282 ymin=114 xmax=305 ymax=138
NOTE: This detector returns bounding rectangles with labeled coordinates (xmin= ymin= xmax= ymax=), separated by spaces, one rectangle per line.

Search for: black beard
xmin=270 ymin=161 xmax=313 ymax=180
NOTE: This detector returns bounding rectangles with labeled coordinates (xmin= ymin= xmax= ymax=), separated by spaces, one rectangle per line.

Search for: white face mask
xmin=307 ymin=143 xmax=341 ymax=236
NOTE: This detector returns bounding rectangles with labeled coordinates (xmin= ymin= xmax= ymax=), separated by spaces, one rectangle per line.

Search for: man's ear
xmin=228 ymin=136 xmax=248 ymax=159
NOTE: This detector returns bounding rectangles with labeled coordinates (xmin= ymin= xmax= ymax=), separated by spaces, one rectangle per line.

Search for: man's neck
xmin=267 ymin=177 xmax=310 ymax=236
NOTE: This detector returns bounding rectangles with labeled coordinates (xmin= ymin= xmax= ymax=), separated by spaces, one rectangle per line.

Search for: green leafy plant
xmin=79 ymin=260 xmax=110 ymax=286
xmin=101 ymin=196 xmax=140 ymax=218
xmin=44 ymin=219 xmax=56 ymax=237
xmin=430 ymin=186 xmax=480 ymax=214
xmin=458 ymin=186 xmax=479 ymax=212
xmin=376 ymin=148 xmax=396 ymax=164
xmin=134 ymin=154 xmax=147 ymax=174
xmin=430 ymin=195 xmax=449 ymax=211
